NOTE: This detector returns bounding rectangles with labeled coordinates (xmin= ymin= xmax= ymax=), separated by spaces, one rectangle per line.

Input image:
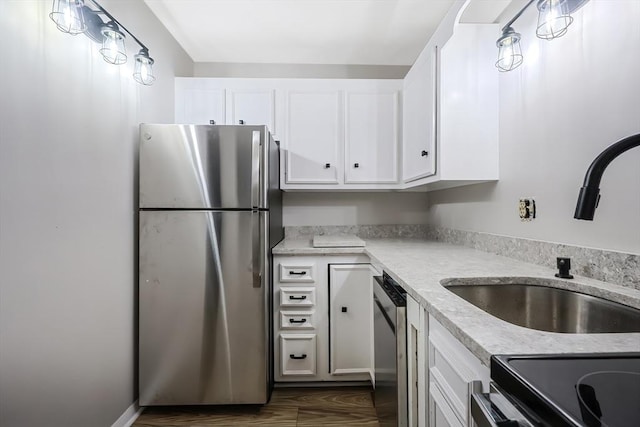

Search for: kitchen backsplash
xmin=425 ymin=226 xmax=640 ymax=290
xmin=284 ymin=224 xmax=429 ymax=239
xmin=284 ymin=225 xmax=639 ymax=290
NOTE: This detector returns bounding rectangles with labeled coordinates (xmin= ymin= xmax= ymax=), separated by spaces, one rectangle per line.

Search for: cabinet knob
xmin=354 ymin=163 xmax=359 ymax=168
xmin=325 ymin=163 xmax=331 ymax=169
xmin=341 ymin=306 xmax=348 ymax=313
xmin=209 ymin=120 xmax=216 ymax=125
xmin=421 ymin=150 xmax=429 ymax=157
xmin=239 ymin=120 xmax=245 ymax=124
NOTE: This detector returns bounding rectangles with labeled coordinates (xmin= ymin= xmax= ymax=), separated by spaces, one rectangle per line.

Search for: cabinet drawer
xmin=280 ymin=334 xmax=316 ymax=376
xmin=280 ymin=287 xmax=316 ymax=307
xmin=279 ymin=263 xmax=315 ymax=283
xmin=280 ymin=311 xmax=315 ymax=330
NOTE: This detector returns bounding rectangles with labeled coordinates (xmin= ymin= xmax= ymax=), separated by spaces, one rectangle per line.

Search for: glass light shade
xmin=496 ymin=28 xmax=523 ymax=72
xmin=99 ymin=25 xmax=127 ymax=65
xmin=536 ymin=0 xmax=574 ymax=40
xmin=49 ymin=0 xmax=86 ymax=35
xmin=133 ymin=52 xmax=156 ymax=85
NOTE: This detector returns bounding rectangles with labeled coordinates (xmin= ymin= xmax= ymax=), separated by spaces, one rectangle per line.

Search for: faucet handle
xmin=555 ymin=257 xmax=574 ymax=279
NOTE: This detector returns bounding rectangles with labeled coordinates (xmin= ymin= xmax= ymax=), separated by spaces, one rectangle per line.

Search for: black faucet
xmin=574 ymin=133 xmax=640 ymax=220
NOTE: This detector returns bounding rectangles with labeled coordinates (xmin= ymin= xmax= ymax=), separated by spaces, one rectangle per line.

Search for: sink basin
xmin=444 ymin=283 xmax=640 ymax=333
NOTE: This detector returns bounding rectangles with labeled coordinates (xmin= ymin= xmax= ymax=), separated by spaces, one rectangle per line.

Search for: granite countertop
xmin=273 ymin=238 xmax=640 ymax=366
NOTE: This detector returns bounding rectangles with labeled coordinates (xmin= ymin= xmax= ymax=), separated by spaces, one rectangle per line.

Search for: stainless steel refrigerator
xmin=138 ymin=124 xmax=283 ymax=406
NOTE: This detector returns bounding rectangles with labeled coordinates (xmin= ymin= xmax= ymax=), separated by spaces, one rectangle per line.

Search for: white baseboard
xmin=111 ymin=400 xmax=143 ymax=427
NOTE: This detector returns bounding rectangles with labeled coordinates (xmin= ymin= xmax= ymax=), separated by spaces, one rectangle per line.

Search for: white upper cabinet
xmin=345 ymin=91 xmax=399 ymax=184
xmin=284 ymin=90 xmax=342 ymax=185
xmin=401 ymin=0 xmax=500 ymax=191
xmin=438 ymin=24 xmax=499 ymax=185
xmin=175 ymin=85 xmax=226 ymax=125
xmin=228 ymin=89 xmax=276 ymax=133
xmin=175 ymin=78 xmax=401 ymax=190
xmin=175 ymin=79 xmax=276 ymax=132
xmin=402 ymin=46 xmax=437 ymax=183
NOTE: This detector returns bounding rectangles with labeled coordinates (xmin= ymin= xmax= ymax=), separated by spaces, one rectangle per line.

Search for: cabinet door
xmin=329 ymin=264 xmax=373 ymax=375
xmin=407 ymin=295 xmax=428 ymax=427
xmin=228 ymin=89 xmax=276 ymax=134
xmin=284 ymin=90 xmax=342 ymax=184
xmin=402 ymin=45 xmax=437 ymax=182
xmin=175 ymin=88 xmax=226 ymax=125
xmin=429 ymin=384 xmax=465 ymax=427
xmin=345 ymin=91 xmax=398 ymax=183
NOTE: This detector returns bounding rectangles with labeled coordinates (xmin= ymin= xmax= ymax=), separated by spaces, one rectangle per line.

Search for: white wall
xmin=283 ymin=192 xmax=428 ymax=226
xmin=0 ymin=1 xmax=192 ymax=426
xmin=427 ymin=1 xmax=640 ymax=254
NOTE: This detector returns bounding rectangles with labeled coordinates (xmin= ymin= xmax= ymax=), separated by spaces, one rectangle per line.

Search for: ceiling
xmin=143 ymin=0 xmax=462 ymax=65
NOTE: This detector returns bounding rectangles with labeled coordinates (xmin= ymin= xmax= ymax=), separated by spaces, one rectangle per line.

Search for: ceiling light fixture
xmin=49 ymin=0 xmax=155 ymax=85
xmin=496 ymin=27 xmax=523 ymax=72
xmin=536 ymin=0 xmax=573 ymax=40
xmin=99 ymin=21 xmax=127 ymax=65
xmin=495 ymin=0 xmax=589 ymax=72
xmin=133 ymin=49 xmax=156 ymax=86
xmin=49 ymin=0 xmax=86 ymax=35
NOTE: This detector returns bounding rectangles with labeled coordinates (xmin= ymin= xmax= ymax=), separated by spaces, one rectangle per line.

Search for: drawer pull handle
xmin=288 ymin=271 xmax=307 ymax=276
xmin=289 ymin=354 xmax=307 ymax=360
xmin=341 ymin=306 xmax=348 ymax=313
xmin=325 ymin=163 xmax=331 ymax=169
xmin=289 ymin=295 xmax=307 ymax=300
xmin=289 ymin=318 xmax=307 ymax=324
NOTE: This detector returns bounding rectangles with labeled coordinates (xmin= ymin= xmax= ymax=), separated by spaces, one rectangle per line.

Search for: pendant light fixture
xmin=496 ymin=27 xmax=523 ymax=72
xmin=536 ymin=0 xmax=574 ymax=40
xmin=49 ymin=0 xmax=86 ymax=35
xmin=494 ymin=0 xmax=589 ymax=72
xmin=49 ymin=0 xmax=155 ymax=85
xmin=133 ymin=49 xmax=156 ymax=85
xmin=99 ymin=21 xmax=127 ymax=65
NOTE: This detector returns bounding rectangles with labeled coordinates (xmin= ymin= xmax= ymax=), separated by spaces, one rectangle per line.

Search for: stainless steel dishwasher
xmin=373 ymin=272 xmax=408 ymax=427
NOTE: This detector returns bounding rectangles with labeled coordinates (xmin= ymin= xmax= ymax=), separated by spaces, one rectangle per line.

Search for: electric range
xmin=471 ymin=353 xmax=640 ymax=427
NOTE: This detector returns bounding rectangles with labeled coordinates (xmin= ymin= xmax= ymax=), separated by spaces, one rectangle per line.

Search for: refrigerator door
xmin=139 ymin=210 xmax=269 ymax=405
xmin=139 ymin=124 xmax=268 ymax=209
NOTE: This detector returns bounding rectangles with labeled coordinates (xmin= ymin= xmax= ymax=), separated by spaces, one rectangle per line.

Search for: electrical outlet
xmin=519 ymin=198 xmax=536 ymax=221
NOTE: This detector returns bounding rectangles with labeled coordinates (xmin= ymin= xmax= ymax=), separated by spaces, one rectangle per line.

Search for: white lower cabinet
xmin=273 ymin=254 xmax=372 ymax=382
xmin=428 ymin=314 xmax=489 ymax=427
xmin=407 ymin=294 xmax=428 ymax=427
xmin=329 ymin=264 xmax=374 ymax=375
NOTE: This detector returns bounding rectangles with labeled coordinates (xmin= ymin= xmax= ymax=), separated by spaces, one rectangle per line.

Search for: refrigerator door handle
xmin=252 ymin=210 xmax=262 ymax=288
xmin=251 ymin=131 xmax=261 ymax=209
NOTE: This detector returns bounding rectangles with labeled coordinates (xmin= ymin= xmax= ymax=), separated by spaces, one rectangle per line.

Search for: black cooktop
xmin=491 ymin=353 xmax=640 ymax=427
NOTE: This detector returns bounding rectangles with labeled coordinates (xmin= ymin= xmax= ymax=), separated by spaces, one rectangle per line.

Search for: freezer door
xmin=139 ymin=210 xmax=269 ymax=405
xmin=139 ymin=124 xmax=268 ymax=209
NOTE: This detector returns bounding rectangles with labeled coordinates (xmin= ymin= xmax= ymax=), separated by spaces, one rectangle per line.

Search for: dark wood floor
xmin=134 ymin=387 xmax=379 ymax=426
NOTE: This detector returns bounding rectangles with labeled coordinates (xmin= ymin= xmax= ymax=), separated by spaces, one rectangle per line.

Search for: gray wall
xmin=0 ymin=1 xmax=192 ymax=426
xmin=194 ymin=62 xmax=409 ymax=79
xmin=283 ymin=192 xmax=429 ymax=226
xmin=427 ymin=1 xmax=640 ymax=254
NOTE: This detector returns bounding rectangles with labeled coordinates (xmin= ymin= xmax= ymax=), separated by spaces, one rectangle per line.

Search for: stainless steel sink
xmin=444 ymin=283 xmax=640 ymax=333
